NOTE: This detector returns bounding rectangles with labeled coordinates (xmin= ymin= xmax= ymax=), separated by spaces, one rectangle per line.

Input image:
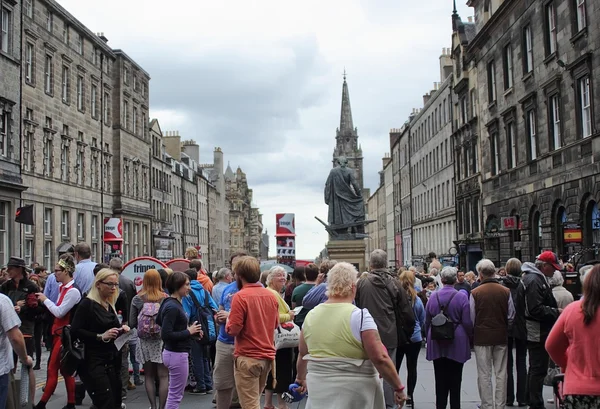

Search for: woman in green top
xmin=296 ymin=262 xmax=407 ymax=409
xmin=264 ymin=267 xmax=296 ymax=409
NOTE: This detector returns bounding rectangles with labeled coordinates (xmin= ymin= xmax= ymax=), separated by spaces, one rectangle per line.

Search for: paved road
xmin=26 ymin=348 xmax=555 ymax=409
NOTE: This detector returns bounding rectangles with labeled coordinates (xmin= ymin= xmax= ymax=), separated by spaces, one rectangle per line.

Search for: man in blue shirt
xmin=73 ymin=243 xmax=96 ymax=294
xmin=42 ymin=273 xmax=59 ymax=304
xmin=302 ymin=260 xmax=337 ymax=309
xmin=213 ymin=251 xmax=247 ymax=409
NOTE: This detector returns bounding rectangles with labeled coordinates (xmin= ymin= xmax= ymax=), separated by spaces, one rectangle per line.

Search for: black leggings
xmin=397 ymin=341 xmax=421 ymax=397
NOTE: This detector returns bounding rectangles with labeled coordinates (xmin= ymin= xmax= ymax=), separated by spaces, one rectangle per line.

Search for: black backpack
xmin=189 ymin=289 xmax=217 ymax=345
xmin=430 ymin=291 xmax=458 ymax=341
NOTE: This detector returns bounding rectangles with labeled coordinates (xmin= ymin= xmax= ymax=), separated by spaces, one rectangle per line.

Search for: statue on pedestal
xmin=316 ymin=157 xmax=372 ymax=240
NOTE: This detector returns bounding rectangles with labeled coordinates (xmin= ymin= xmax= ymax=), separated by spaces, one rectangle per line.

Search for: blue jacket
xmin=302 ymin=282 xmax=328 ymax=309
xmin=183 ymin=281 xmax=219 ymax=321
xmin=411 ymin=296 xmax=426 ymax=343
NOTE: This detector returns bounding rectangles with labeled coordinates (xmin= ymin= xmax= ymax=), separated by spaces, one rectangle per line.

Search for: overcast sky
xmin=60 ymin=0 xmax=473 ymax=260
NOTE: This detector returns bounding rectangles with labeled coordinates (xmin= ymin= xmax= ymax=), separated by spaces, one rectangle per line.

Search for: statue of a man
xmin=324 ymin=157 xmax=365 ymax=228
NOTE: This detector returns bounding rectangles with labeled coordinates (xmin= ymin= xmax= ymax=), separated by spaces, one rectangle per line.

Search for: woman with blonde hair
xmin=296 ymin=262 xmax=406 ymax=409
xmin=397 ymin=271 xmax=426 ymax=406
xmin=264 ymin=267 xmax=296 ymax=409
xmin=72 ymin=269 xmax=130 ymax=409
xmin=129 ymin=269 xmax=168 ymax=409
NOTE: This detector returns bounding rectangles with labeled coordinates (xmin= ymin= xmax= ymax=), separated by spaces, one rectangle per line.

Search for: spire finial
xmin=453 ymin=0 xmax=457 ymax=14
xmin=343 ymin=67 xmax=347 ymax=81
xmin=339 ymin=71 xmax=354 ymax=131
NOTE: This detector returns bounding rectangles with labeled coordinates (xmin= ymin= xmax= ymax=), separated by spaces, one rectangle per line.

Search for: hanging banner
xmin=275 ymin=213 xmax=296 ymax=236
xmin=104 ymin=218 xmax=123 ymax=241
xmin=121 ymin=256 xmax=167 ymax=292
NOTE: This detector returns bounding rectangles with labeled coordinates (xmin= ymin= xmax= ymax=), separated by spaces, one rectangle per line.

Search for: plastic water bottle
xmin=117 ymin=310 xmax=123 ymax=324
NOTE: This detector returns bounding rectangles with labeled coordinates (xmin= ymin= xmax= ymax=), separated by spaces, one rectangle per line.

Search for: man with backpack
xmin=356 ymin=249 xmax=415 ymax=409
xmin=182 ymin=269 xmax=218 ymax=395
xmin=470 ymin=259 xmax=515 ymax=409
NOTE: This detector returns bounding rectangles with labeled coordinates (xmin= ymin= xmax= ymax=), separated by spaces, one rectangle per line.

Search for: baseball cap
xmin=537 ymin=251 xmax=563 ymax=271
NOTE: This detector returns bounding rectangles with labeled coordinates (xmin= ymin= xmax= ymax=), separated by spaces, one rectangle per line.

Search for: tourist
xmin=225 ymin=256 xmax=279 ymax=409
xmin=454 ymin=270 xmax=471 ymax=295
xmin=0 ymin=256 xmax=40 ymax=403
xmin=182 ymin=268 xmax=218 ymax=395
xmin=284 ymin=266 xmax=304 ymax=307
xmin=522 ymin=252 xmax=561 ymax=409
xmin=211 ymin=268 xmax=232 ymax=306
xmin=397 ymin=270 xmax=426 ymax=406
xmin=157 ymin=272 xmax=202 ymax=409
xmin=73 ymin=243 xmax=97 ymax=294
xmin=129 ymin=269 xmax=168 ymax=409
xmin=503 ymin=258 xmax=527 ymax=407
xmin=546 ymin=264 xmax=600 ymax=407
xmin=71 ymin=268 xmax=130 ymax=409
xmin=296 ymin=262 xmax=406 ymax=409
xmin=291 ymin=263 xmax=318 ymax=327
xmin=264 ymin=267 xmax=296 ymax=409
xmin=425 ymin=266 xmax=473 ymax=409
xmin=189 ymin=259 xmax=213 ymax=293
xmin=0 ymin=292 xmax=34 ymax=409
xmin=471 ymin=259 xmax=514 ymax=409
xmin=356 ymin=249 xmax=415 ymax=409
xmin=213 ymin=251 xmax=247 ymax=409
xmin=302 ymin=260 xmax=337 ymax=309
xmin=548 ymin=270 xmax=574 ymax=309
xmin=33 ymin=255 xmax=80 ymax=409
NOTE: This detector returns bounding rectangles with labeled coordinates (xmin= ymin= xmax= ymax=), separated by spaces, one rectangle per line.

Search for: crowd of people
xmin=0 ymin=244 xmax=599 ymax=409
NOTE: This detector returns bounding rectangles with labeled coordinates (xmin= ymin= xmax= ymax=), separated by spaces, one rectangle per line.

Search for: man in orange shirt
xmin=226 ymin=256 xmax=279 ymax=409
xmin=190 ymin=259 xmax=214 ymax=293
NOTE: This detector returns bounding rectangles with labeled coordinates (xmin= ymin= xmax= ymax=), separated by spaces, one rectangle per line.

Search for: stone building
xmin=467 ymin=0 xmax=600 ymax=264
xmin=201 ymin=147 xmax=230 ymax=269
xmin=332 ymin=74 xmax=368 ymax=198
xmin=260 ymin=230 xmax=269 ymax=260
xmin=366 ymin=161 xmax=388 ymax=261
xmin=111 ymin=49 xmax=152 ymax=262
xmin=450 ymin=10 xmax=483 ymax=271
xmin=390 ymin=124 xmax=413 ymax=267
xmin=149 ymin=119 xmax=174 ymax=261
xmin=409 ymin=53 xmax=456 ymax=264
xmin=225 ymin=165 xmax=263 ymax=258
xmin=384 ymin=155 xmax=395 ymax=261
xmin=20 ymin=0 xmax=122 ymax=267
xmin=0 ymin=0 xmax=25 ymax=265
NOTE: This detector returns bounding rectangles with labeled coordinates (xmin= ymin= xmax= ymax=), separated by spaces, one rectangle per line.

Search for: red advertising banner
xmin=121 ymin=256 xmax=167 ymax=292
xmin=275 ymin=213 xmax=296 ymax=237
xmin=104 ymin=217 xmax=123 ymax=241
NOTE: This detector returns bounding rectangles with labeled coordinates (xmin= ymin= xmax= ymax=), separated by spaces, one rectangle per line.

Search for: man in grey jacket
xmin=356 ymin=249 xmax=415 ymax=409
xmin=521 ymin=251 xmax=561 ymax=409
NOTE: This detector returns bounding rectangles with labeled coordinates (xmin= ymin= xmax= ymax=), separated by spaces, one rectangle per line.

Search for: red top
xmin=51 ymin=283 xmax=76 ymax=335
xmin=546 ymin=300 xmax=600 ymax=396
xmin=197 ymin=271 xmax=214 ymax=293
xmin=226 ymin=283 xmax=279 ymax=360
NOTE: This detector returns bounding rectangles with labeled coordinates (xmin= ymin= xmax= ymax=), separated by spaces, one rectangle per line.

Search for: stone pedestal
xmin=326 ymin=239 xmax=367 ymax=273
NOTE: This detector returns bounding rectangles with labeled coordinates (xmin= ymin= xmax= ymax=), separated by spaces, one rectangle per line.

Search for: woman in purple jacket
xmin=425 ymin=266 xmax=473 ymax=409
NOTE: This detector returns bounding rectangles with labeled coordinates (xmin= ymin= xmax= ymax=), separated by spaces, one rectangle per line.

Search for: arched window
xmin=555 ymin=207 xmax=567 ymax=258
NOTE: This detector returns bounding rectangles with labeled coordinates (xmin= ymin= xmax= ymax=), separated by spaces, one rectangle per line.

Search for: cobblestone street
xmin=27 ymin=348 xmax=555 ymax=409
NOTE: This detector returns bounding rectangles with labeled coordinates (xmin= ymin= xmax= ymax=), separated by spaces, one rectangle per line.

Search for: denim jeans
xmin=191 ymin=341 xmax=212 ymax=390
xmin=0 ymin=373 xmax=9 ymax=409
xmin=128 ymin=343 xmax=140 ymax=379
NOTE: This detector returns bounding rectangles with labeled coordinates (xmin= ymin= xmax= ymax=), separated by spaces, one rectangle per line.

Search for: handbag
xmin=274 ymin=321 xmax=300 ymax=349
xmin=60 ymin=325 xmax=85 ymax=377
xmin=544 ymin=365 xmax=561 ymax=386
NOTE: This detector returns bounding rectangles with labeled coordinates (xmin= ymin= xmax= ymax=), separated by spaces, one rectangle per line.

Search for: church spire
xmin=339 ymin=70 xmax=354 ymax=132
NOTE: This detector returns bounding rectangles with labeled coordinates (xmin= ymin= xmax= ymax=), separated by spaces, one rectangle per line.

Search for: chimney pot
xmin=467 ymin=16 xmax=473 ymax=23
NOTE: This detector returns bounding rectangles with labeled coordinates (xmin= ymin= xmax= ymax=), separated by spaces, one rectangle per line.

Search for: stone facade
xmin=225 ymin=165 xmax=263 ymax=259
xmin=366 ymin=165 xmax=387 ymax=262
xmin=451 ymin=11 xmax=483 ymax=272
xmin=202 ymin=148 xmax=230 ymax=270
xmin=409 ymin=56 xmax=456 ymax=264
xmin=467 ymin=0 xmax=600 ymax=265
xmin=390 ymin=124 xmax=413 ymax=266
xmin=0 ymin=0 xmax=25 ymax=265
xmin=20 ymin=0 xmax=120 ymax=267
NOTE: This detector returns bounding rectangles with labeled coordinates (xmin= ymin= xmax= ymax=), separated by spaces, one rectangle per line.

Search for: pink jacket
xmin=546 ymin=300 xmax=600 ymax=396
